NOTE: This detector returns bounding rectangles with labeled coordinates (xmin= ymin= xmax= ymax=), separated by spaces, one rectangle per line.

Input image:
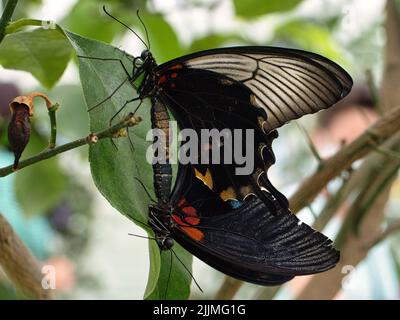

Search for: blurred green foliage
xmin=62 ymin=0 xmax=123 ymax=43
xmin=274 ymin=19 xmax=346 ymax=65
xmin=0 ymin=28 xmax=71 ymax=88
xmin=233 ymin=0 xmax=303 ymax=18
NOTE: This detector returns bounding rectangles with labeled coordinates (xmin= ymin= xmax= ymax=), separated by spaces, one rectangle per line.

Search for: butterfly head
xmin=141 ymin=49 xmax=150 ymax=60
xmin=137 ymin=49 xmax=157 ymax=73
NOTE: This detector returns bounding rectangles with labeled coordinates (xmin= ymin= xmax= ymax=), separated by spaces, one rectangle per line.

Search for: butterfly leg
xmin=109 ymin=96 xmax=141 ymax=126
xmin=170 ymin=248 xmax=203 ymax=293
xmin=134 ymin=177 xmax=156 ymax=203
xmin=88 ymin=77 xmax=129 ymax=112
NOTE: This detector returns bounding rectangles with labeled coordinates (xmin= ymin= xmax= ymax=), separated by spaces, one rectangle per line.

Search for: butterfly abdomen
xmin=151 ymin=98 xmax=172 ymax=205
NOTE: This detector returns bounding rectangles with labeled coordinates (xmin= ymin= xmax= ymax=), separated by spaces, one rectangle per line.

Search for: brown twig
xmin=289 ymin=104 xmax=400 ymax=213
xmin=0 ymin=213 xmax=54 ymax=299
xmin=368 ymin=219 xmax=400 ymax=248
xmin=214 ymin=276 xmax=242 ymax=300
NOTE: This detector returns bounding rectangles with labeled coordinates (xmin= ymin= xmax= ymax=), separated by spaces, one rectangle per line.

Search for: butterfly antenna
xmin=103 ymin=5 xmax=149 ymax=50
xmin=171 ymin=248 xmax=203 ymax=293
xmin=134 ymin=177 xmax=157 ymax=203
xmin=128 ymin=232 xmax=156 ymax=241
xmin=136 ymin=9 xmax=151 ymax=50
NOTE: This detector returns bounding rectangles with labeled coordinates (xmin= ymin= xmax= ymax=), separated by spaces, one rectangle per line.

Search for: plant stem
xmin=0 ymin=114 xmax=142 ymax=178
xmin=47 ymin=103 xmax=59 ymax=148
xmin=5 ymin=18 xmax=64 ymax=35
xmin=0 ymin=0 xmax=18 ymax=42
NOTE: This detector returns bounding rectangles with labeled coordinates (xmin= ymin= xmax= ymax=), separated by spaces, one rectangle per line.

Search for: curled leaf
xmin=7 ymin=92 xmax=56 ymax=169
xmin=8 ymin=103 xmax=31 ymax=170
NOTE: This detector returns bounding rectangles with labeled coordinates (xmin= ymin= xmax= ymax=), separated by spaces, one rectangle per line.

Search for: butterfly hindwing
xmin=169 ymin=165 xmax=339 ymax=285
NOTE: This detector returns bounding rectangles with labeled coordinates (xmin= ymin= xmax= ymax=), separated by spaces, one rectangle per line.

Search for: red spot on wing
xmin=171 ymin=73 xmax=178 ymax=78
xmin=177 ymin=198 xmax=186 ymax=207
xmin=172 ymin=214 xmax=199 ymax=226
xmin=172 ymin=214 xmax=204 ymax=241
xmin=173 ymin=197 xmax=204 ymax=241
xmin=168 ymin=63 xmax=183 ymax=70
xmin=182 ymin=205 xmax=196 ymax=216
xmin=157 ymin=75 xmax=167 ymax=85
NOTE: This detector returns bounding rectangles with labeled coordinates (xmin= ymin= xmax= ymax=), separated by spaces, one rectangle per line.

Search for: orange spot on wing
xmin=173 ymin=198 xmax=204 ymax=241
xmin=220 ymin=187 xmax=237 ymax=201
xmin=185 ymin=216 xmax=200 ymax=225
xmin=182 ymin=227 xmax=204 ymax=241
xmin=194 ymin=168 xmax=213 ymax=190
xmin=172 ymin=215 xmax=204 ymax=240
xmin=171 ymin=73 xmax=178 ymax=78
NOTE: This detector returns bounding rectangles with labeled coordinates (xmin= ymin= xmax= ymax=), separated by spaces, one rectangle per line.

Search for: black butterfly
xmin=81 ymin=7 xmax=352 ymax=286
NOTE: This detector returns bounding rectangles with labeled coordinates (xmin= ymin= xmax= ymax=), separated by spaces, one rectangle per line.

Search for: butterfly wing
xmin=169 ymin=165 xmax=339 ymax=285
xmin=156 ymin=46 xmax=352 ymax=132
xmin=155 ymin=47 xmax=352 ymax=207
xmin=157 ymin=68 xmax=287 ymax=207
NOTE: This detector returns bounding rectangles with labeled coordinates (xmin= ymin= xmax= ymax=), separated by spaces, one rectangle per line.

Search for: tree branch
xmin=0 ymin=113 xmax=142 ymax=178
xmin=289 ymin=104 xmax=400 ymax=213
xmin=0 ymin=213 xmax=53 ymax=299
xmin=368 ymin=219 xmax=400 ymax=248
xmin=215 ymin=276 xmax=243 ymax=299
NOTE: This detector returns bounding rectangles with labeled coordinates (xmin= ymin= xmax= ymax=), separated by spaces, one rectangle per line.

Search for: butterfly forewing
xmin=156 ymin=46 xmax=352 ymax=132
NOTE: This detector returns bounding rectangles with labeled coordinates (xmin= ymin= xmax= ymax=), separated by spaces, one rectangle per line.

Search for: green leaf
xmin=234 ymin=0 xmax=303 ymax=18
xmin=15 ymin=131 xmax=66 ymax=216
xmin=274 ymin=20 xmax=348 ymax=66
xmin=0 ymin=28 xmax=72 ymax=88
xmin=65 ymin=30 xmax=192 ymax=300
xmin=188 ymin=33 xmax=248 ymax=53
xmin=145 ymin=243 xmax=192 ymax=300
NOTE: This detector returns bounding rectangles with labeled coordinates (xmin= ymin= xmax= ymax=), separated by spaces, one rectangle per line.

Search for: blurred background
xmin=0 ymin=0 xmax=399 ymax=299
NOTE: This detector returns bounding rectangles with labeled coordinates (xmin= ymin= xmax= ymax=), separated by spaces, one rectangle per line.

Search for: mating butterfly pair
xmin=81 ymin=8 xmax=352 ymax=289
